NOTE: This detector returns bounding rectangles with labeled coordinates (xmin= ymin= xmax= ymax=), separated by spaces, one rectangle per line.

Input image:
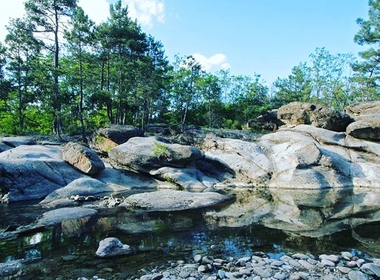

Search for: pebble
xmin=274 ymin=272 xmax=287 ymax=280
xmin=319 ymin=254 xmax=340 ymax=263
xmin=293 ymin=253 xmax=309 ymax=260
xmin=289 ymin=259 xmax=302 ymax=268
xmin=321 ymin=258 xmax=336 ymax=267
xmin=75 ymin=250 xmax=380 ymax=280
xmin=298 ymin=259 xmax=315 ymax=270
xmin=338 ymin=266 xmax=352 ymax=274
xmin=342 ymin=251 xmax=353 ymax=260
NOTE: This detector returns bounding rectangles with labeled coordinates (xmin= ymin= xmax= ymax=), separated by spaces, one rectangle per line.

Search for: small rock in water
xmin=298 ymin=259 xmax=315 ymax=270
xmin=341 ymin=251 xmax=353 ymax=260
xmin=194 ymin=254 xmax=202 ymax=263
xmin=360 ymin=263 xmax=380 ymax=277
xmin=348 ymin=270 xmax=368 ymax=280
xmin=202 ymin=256 xmax=213 ymax=265
xmin=95 ymin=237 xmax=135 ymax=258
xmin=356 ymin=259 xmax=366 ymax=267
xmin=198 ymin=265 xmax=208 ymax=273
xmin=337 ymin=266 xmax=352 ymax=274
xmin=273 ymin=272 xmax=287 ymax=280
xmin=320 ymin=259 xmax=336 ymax=267
xmin=347 ymin=261 xmax=358 ymax=268
xmin=319 ymin=254 xmax=339 ymax=263
xmin=292 ymin=253 xmax=309 ymax=260
xmin=217 ymin=269 xmax=226 ymax=279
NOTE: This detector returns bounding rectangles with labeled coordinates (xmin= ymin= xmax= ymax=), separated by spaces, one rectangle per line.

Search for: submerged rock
xmin=0 ymin=259 xmax=23 ymax=278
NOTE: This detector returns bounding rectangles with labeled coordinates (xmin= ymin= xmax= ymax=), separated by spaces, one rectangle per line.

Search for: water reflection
xmin=25 ymin=248 xmax=41 ymax=261
xmin=205 ymin=187 xmax=380 ymax=238
xmin=0 ymin=217 xmax=379 ymax=278
xmin=27 ymin=232 xmax=43 ymax=245
xmin=2 ymin=187 xmax=380 ymax=278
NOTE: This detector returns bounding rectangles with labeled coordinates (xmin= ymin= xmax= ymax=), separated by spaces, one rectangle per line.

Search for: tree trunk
xmin=53 ymin=9 xmax=62 ymax=138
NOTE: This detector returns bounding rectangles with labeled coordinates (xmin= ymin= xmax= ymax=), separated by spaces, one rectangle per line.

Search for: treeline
xmin=0 ymin=0 xmax=379 ymax=140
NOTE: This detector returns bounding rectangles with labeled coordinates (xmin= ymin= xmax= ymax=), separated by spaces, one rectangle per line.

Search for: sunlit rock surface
xmin=39 ymin=177 xmax=127 ymax=206
xmin=2 ymin=106 xmax=380 ymax=237
xmin=62 ymin=142 xmax=105 ymax=175
xmin=109 ymin=136 xmax=204 ymax=173
xmin=0 ymin=145 xmax=86 ymax=202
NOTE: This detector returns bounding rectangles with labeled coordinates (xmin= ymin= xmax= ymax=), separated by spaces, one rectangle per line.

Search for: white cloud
xmin=0 ymin=0 xmax=110 ymax=42
xmin=193 ymin=53 xmax=231 ymax=71
xmin=78 ymin=0 xmax=110 ymax=24
xmin=0 ymin=0 xmax=25 ymax=42
xmin=123 ymin=0 xmax=165 ymax=28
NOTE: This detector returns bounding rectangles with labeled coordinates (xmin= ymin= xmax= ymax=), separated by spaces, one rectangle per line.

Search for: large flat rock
xmin=123 ymin=190 xmax=233 ymax=212
xmin=37 ymin=207 xmax=98 ymax=226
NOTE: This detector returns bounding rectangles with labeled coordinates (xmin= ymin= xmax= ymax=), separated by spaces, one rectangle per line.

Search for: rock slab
xmin=62 ymin=142 xmax=105 ymax=175
xmin=124 ymin=190 xmax=233 ymax=211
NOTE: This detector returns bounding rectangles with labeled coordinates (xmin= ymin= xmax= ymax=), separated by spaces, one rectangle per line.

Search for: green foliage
xmin=0 ymin=0 xmax=378 ymax=136
xmin=152 ymin=142 xmax=171 ymax=160
xmin=272 ymin=62 xmax=312 ymax=107
xmin=94 ymin=134 xmax=105 ymax=144
xmin=222 ymin=119 xmax=242 ymax=130
xmin=272 ymin=47 xmax=360 ymax=110
xmin=352 ymin=0 xmax=380 ymax=100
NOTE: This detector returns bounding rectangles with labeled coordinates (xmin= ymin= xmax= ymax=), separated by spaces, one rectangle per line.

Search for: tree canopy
xmin=0 ymin=0 xmax=379 ymax=137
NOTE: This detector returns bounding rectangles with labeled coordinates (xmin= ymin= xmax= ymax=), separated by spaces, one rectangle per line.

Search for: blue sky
xmin=0 ymin=0 xmax=369 ymax=85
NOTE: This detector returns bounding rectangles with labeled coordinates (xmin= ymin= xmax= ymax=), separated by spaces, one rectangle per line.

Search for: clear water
xmin=1 ymin=200 xmax=379 ymax=279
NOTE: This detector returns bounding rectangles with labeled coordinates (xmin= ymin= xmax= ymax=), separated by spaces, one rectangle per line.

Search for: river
xmin=1 ymin=198 xmax=379 ymax=279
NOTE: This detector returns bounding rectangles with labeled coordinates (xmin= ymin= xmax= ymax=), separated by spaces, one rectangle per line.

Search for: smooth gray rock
xmin=109 ymin=137 xmax=204 ymax=173
xmin=95 ymin=125 xmax=144 ymax=145
xmin=0 ymin=136 xmax=37 ymax=147
xmin=90 ymin=124 xmax=144 ymax=153
xmin=345 ymin=101 xmax=380 ymax=141
xmin=37 ymin=207 xmax=98 ymax=226
xmin=40 ymin=177 xmax=126 ymax=205
xmin=149 ymin=166 xmax=216 ymax=190
xmin=95 ymin=237 xmax=134 ymax=258
xmin=124 ymin=190 xmax=233 ymax=212
xmin=348 ymin=270 xmax=368 ymax=280
xmin=277 ymin=102 xmax=353 ymax=131
xmin=62 ymin=142 xmax=105 ymax=175
xmin=345 ymin=100 xmax=380 ymax=116
xmin=204 ymin=137 xmax=271 ymax=185
xmin=360 ymin=263 xmax=380 ymax=277
xmin=94 ymin=162 xmax=162 ymax=190
xmin=346 ymin=115 xmax=380 ymax=141
xmin=0 ymin=145 xmax=85 ymax=202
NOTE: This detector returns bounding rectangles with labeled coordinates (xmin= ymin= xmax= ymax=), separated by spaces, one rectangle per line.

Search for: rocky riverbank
xmin=75 ymin=250 xmax=380 ymax=280
xmin=2 ymin=101 xmax=380 ymax=279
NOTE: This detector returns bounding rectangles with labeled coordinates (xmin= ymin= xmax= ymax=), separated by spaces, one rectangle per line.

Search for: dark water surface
xmin=0 ymin=201 xmax=379 ymax=279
